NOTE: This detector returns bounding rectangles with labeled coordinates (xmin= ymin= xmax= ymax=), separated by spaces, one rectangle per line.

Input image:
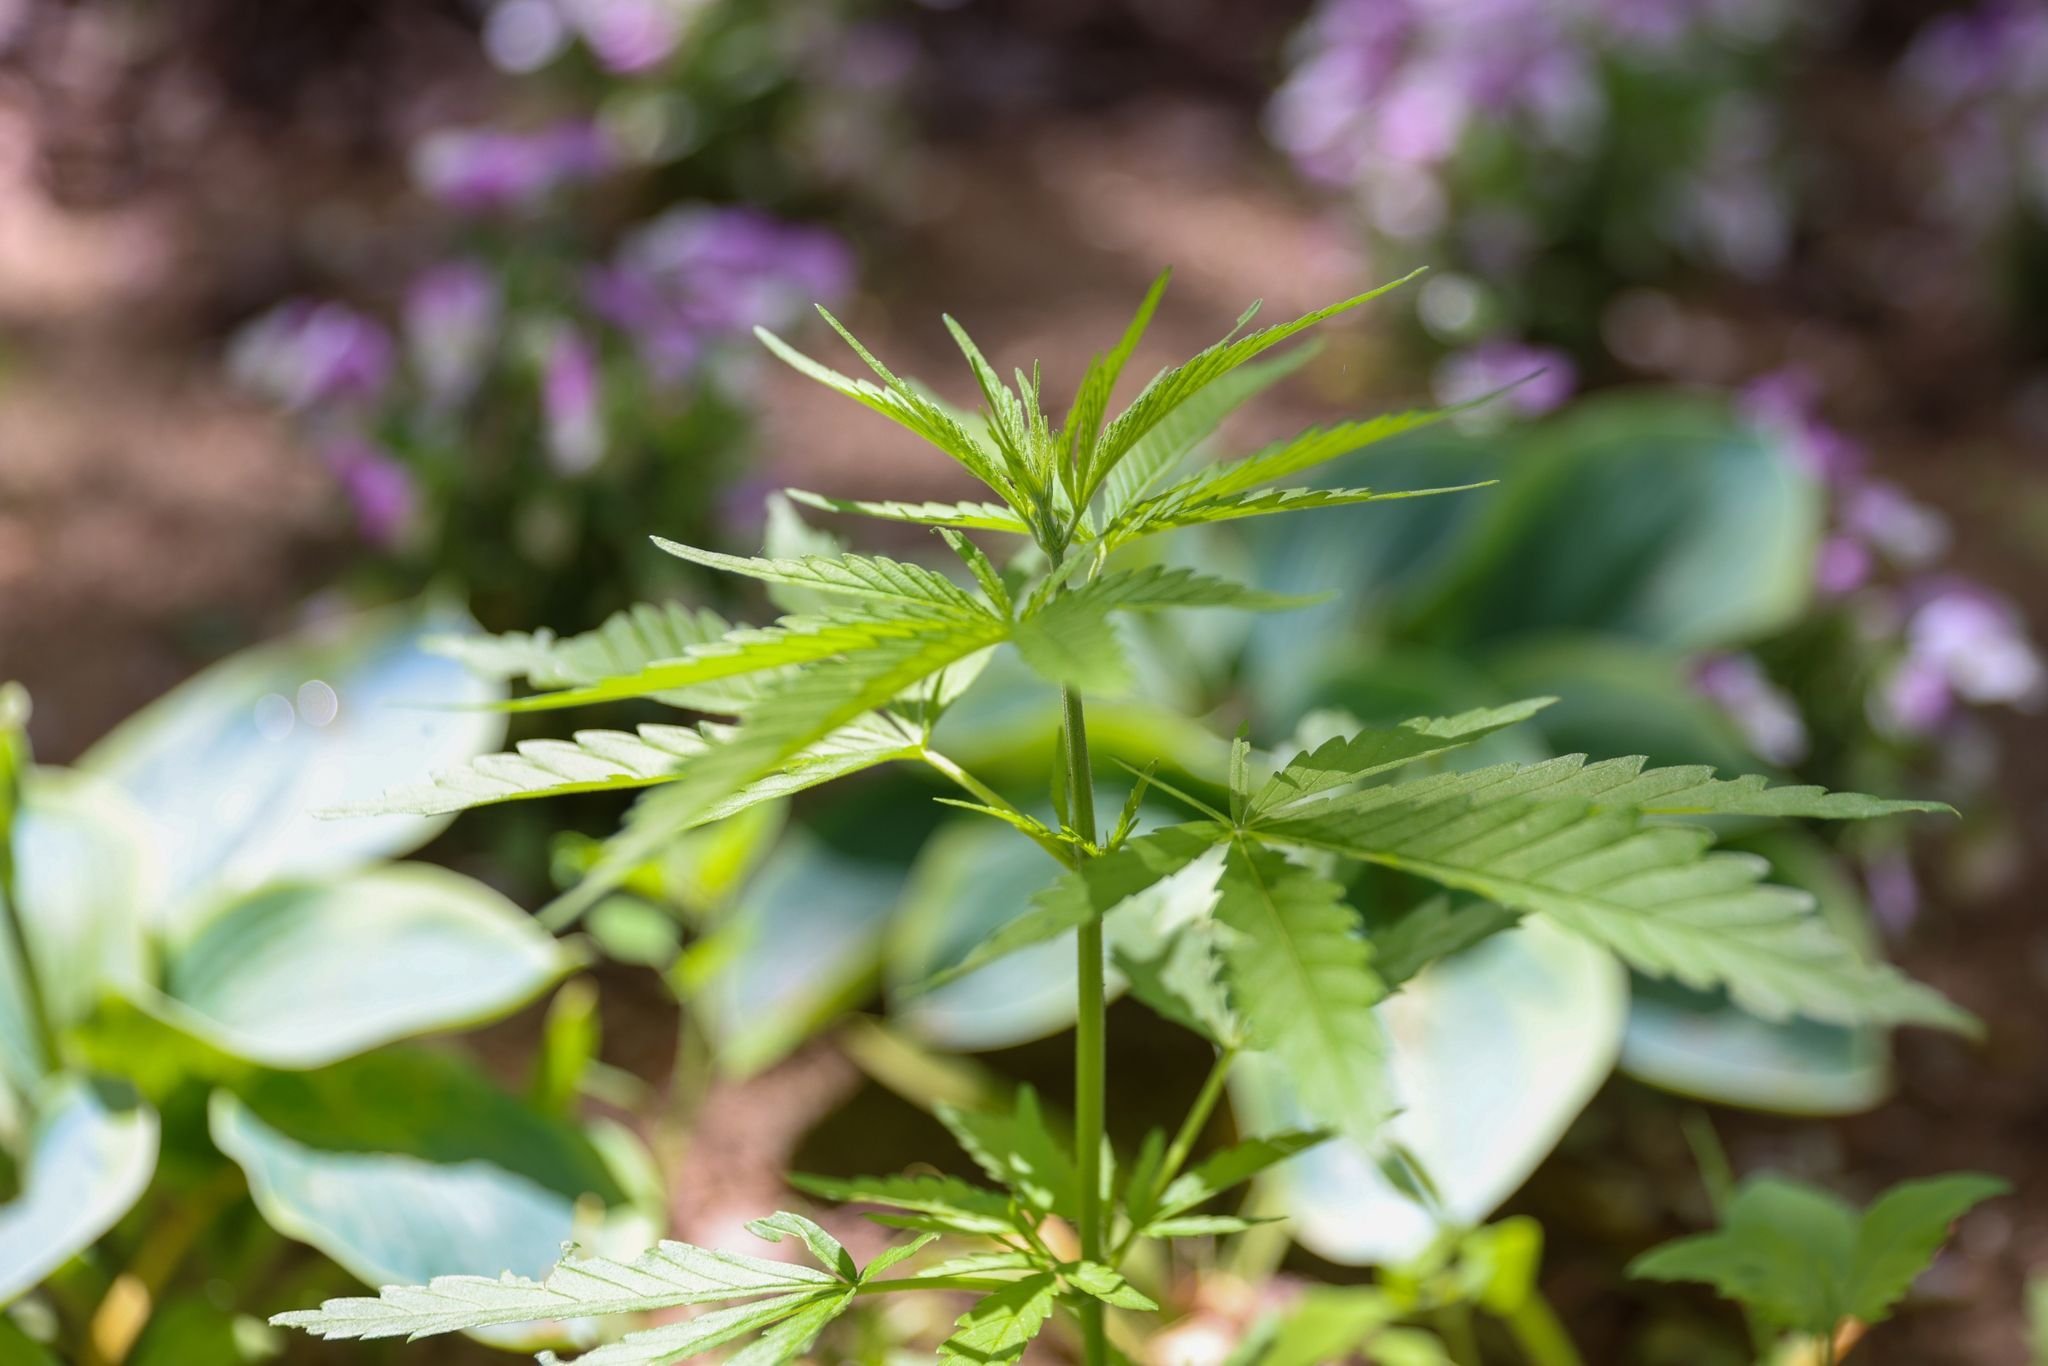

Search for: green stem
xmin=1113 ymin=1048 xmax=1236 ymax=1262
xmin=923 ymin=749 xmax=1076 ymax=867
xmin=854 ymin=1275 xmax=1025 ymax=1297
xmin=0 ymin=772 xmax=56 ymax=1076
xmin=1159 ymin=1048 xmax=1234 ymax=1188
xmin=1061 ymin=685 xmax=1108 ymax=1366
xmin=1503 ymin=1292 xmax=1585 ymax=1366
xmin=1435 ymin=1303 xmax=1483 ymax=1365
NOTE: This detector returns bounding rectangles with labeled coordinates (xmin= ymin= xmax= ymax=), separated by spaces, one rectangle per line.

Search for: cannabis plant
xmin=278 ymin=275 xmax=1973 ymax=1363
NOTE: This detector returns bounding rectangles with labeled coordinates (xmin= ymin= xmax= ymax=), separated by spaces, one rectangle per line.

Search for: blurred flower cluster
xmin=1694 ymin=372 xmax=2043 ymax=914
xmin=1898 ymin=0 xmax=2048 ymax=238
xmin=474 ymin=0 xmax=918 ymax=207
xmin=231 ymin=200 xmax=849 ymax=623
xmin=1272 ymin=0 xmax=1806 ymax=373
xmin=1897 ymin=1 xmax=2048 ymax=346
xmin=224 ymin=0 xmax=889 ymax=629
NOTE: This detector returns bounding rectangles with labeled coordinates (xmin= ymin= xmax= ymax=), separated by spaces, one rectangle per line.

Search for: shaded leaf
xmin=1215 ymin=842 xmax=1390 ymax=1144
xmin=937 ymin=1274 xmax=1059 ymax=1366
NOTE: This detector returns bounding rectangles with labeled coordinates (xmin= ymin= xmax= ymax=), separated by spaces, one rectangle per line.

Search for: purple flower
xmin=1903 ymin=581 xmax=2044 ymax=707
xmin=1692 ymin=652 xmax=1809 ymax=765
xmin=1872 ymin=580 xmax=2045 ymax=736
xmin=411 ymin=122 xmax=613 ymax=213
xmin=229 ymin=301 xmax=394 ymax=411
xmin=1814 ymin=534 xmax=1872 ymax=598
xmin=321 ymin=434 xmax=417 ymax=547
xmin=588 ymin=206 xmax=853 ymax=383
xmin=563 ymin=0 xmax=687 ymax=73
xmin=1862 ymin=849 xmax=1922 ymax=937
xmin=1873 ymin=654 xmax=1956 ymax=738
xmin=404 ymin=260 xmax=502 ymax=409
xmin=1433 ymin=337 xmax=1576 ymax=415
xmin=483 ymin=0 xmax=571 ymax=73
xmin=1739 ymin=369 xmax=1865 ymax=485
xmin=1841 ymin=481 xmax=1949 ymax=567
xmin=1899 ymin=2 xmax=2048 ymax=230
xmin=835 ymin=25 xmax=918 ymax=93
xmin=542 ymin=326 xmax=605 ymax=475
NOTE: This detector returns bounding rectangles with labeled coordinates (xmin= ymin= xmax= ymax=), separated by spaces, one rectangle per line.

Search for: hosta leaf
xmin=1247 ymin=699 xmax=1555 ymax=818
xmin=787 ymin=1173 xmax=1020 ymax=1238
xmin=1 ymin=768 xmax=157 ymax=1088
xmin=1214 ymin=843 xmax=1391 ymax=1144
xmin=1087 ymin=271 xmax=1422 ymax=505
xmin=937 ymin=1273 xmax=1059 ymax=1366
xmin=652 ymin=539 xmax=986 ymax=617
xmin=1369 ymin=897 xmax=1518 ymax=989
xmin=1108 ymin=908 xmax=1238 ymax=1047
xmin=1236 ymin=921 xmax=1625 ymax=1268
xmin=154 ymin=866 xmax=567 ymax=1068
xmin=784 ymin=489 xmax=1030 ymax=535
xmin=0 ymin=1076 xmax=159 ymax=1302
xmin=78 ymin=600 xmax=504 ymax=924
xmin=272 ymin=1220 xmax=844 ymax=1341
xmin=937 ymin=1087 xmax=1077 ymax=1218
xmin=334 ymin=715 xmax=920 ymax=818
xmin=1154 ymin=1131 xmax=1329 ymax=1220
xmin=888 ymin=822 xmax=1086 ymax=1051
xmin=1257 ymin=762 xmax=1970 ymax=1033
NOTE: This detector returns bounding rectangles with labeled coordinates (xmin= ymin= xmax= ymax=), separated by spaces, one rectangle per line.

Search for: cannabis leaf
xmin=1151 ymin=1130 xmax=1329 ymax=1223
xmin=1630 ymin=1173 xmax=2007 ymax=1338
xmin=1213 ymin=841 xmax=1390 ymax=1144
xmin=272 ymin=1231 xmax=846 ymax=1341
xmin=787 ymin=1173 xmax=1023 ymax=1238
xmin=1247 ymin=698 xmax=1557 ymax=818
xmin=938 ymin=1087 xmax=1079 ymax=1220
xmin=1256 ymin=760 xmax=1969 ymax=1031
xmin=651 ymin=539 xmax=992 ymax=616
xmin=1081 ymin=271 xmax=1425 ymax=512
xmin=551 ymin=615 xmax=1008 ymax=921
xmin=329 ymin=715 xmax=922 ymax=817
xmin=938 ymin=1273 xmax=1059 ymax=1366
xmin=430 ymin=602 xmax=719 ymax=686
xmin=1092 ymin=346 xmax=1317 ymax=532
xmin=783 ymin=489 xmax=1032 ymax=535
xmin=758 ymin=313 xmax=1016 ymax=505
xmin=921 ymin=824 xmax=1223 ymax=988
